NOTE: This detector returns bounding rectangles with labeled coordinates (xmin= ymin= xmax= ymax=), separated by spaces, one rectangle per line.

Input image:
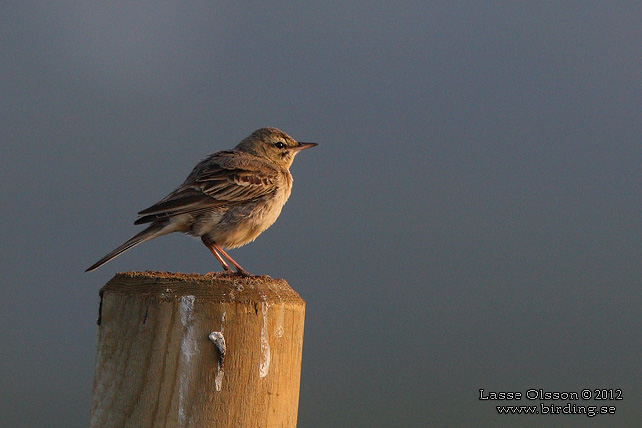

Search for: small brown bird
xmin=86 ymin=127 xmax=317 ymax=275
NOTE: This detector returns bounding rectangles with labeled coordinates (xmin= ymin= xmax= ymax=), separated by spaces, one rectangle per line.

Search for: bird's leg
xmin=201 ymin=236 xmax=233 ymax=273
xmin=212 ymin=241 xmax=251 ymax=276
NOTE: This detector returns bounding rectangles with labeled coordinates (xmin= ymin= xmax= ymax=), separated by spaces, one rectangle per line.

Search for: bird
xmin=86 ymin=127 xmax=317 ymax=275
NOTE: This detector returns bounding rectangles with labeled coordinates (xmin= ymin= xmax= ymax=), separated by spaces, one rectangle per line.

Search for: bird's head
xmin=236 ymin=127 xmax=317 ymax=169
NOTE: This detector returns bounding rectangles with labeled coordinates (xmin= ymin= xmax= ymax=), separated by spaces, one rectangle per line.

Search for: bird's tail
xmin=85 ymin=223 xmax=167 ymax=272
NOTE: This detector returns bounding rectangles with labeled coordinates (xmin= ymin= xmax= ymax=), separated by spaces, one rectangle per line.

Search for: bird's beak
xmin=293 ymin=142 xmax=318 ymax=151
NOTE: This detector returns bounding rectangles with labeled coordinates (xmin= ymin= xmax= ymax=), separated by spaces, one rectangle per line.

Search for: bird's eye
xmin=274 ymin=142 xmax=286 ymax=149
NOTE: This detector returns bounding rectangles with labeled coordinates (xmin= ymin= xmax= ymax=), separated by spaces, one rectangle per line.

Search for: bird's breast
xmin=203 ymin=172 xmax=293 ymax=249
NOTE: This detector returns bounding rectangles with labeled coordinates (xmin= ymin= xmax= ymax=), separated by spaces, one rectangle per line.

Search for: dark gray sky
xmin=2 ymin=2 xmax=641 ymax=427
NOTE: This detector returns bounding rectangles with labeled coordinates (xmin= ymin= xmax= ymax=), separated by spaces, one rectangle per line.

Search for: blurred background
xmin=1 ymin=2 xmax=641 ymax=427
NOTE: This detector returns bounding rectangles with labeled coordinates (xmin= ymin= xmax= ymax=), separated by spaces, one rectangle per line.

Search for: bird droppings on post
xmin=275 ymin=304 xmax=285 ymax=339
xmin=178 ymin=295 xmax=196 ymax=426
xmin=208 ymin=332 xmax=226 ymax=392
xmin=180 ymin=295 xmax=195 ymax=327
xmin=259 ymin=301 xmax=271 ymax=378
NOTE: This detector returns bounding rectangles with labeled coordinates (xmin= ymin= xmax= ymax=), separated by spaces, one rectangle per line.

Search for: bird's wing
xmin=134 ymin=151 xmax=279 ymax=224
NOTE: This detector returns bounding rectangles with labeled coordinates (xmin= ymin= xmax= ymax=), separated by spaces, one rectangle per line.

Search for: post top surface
xmin=100 ymin=271 xmax=303 ymax=304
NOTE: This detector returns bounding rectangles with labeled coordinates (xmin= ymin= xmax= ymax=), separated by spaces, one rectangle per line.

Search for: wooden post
xmin=89 ymin=271 xmax=305 ymax=428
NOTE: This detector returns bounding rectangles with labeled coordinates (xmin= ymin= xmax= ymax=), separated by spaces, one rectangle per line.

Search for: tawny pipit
xmin=86 ymin=127 xmax=317 ymax=275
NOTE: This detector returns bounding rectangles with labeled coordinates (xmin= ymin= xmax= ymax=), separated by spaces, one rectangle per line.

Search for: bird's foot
xmin=205 ymin=268 xmax=251 ymax=277
xmin=232 ymin=268 xmax=251 ymax=277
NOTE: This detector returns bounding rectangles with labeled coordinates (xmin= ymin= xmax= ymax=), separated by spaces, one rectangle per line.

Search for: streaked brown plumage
xmin=86 ymin=127 xmax=317 ymax=275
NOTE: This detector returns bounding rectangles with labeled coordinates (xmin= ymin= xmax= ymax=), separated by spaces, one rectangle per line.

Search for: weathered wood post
xmin=89 ymin=271 xmax=305 ymax=428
